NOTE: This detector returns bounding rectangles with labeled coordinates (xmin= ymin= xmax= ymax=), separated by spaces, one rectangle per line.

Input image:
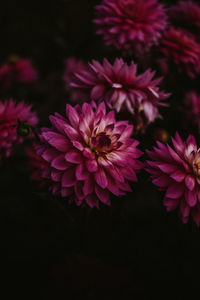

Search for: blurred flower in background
xmin=0 ymin=56 xmax=38 ymax=90
xmin=94 ymin=0 xmax=168 ymax=53
xmin=169 ymin=0 xmax=200 ymax=37
xmin=159 ymin=27 xmax=200 ymax=78
xmin=0 ymin=99 xmax=38 ymax=164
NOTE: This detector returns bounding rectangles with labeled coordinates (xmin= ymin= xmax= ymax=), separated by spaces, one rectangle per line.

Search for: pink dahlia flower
xmin=15 ymin=58 xmax=38 ymax=83
xmin=94 ymin=0 xmax=167 ymax=52
xmin=63 ymin=57 xmax=88 ymax=102
xmin=26 ymin=143 xmax=48 ymax=185
xmin=169 ymin=1 xmax=200 ymax=37
xmin=0 ymin=57 xmax=38 ymax=89
xmin=182 ymin=91 xmax=200 ymax=132
xmin=160 ymin=27 xmax=200 ymax=78
xmin=37 ymin=102 xmax=143 ymax=207
xmin=146 ymin=133 xmax=200 ymax=226
xmin=0 ymin=99 xmax=38 ymax=163
xmin=70 ymin=58 xmax=169 ymax=132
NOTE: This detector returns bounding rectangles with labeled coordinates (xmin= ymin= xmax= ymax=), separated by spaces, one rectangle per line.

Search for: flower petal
xmin=185 ymin=175 xmax=195 ymax=191
xmin=165 ymin=183 xmax=184 ymax=199
xmin=94 ymin=168 xmax=108 ymax=189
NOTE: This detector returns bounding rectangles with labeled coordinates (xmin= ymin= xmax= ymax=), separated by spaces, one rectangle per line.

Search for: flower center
xmin=91 ymin=132 xmax=111 ymax=148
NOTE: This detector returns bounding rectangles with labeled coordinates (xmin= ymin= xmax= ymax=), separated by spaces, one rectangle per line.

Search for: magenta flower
xmin=26 ymin=143 xmax=48 ymax=185
xmin=0 ymin=57 xmax=38 ymax=89
xmin=94 ymin=0 xmax=167 ymax=53
xmin=160 ymin=27 xmax=200 ymax=78
xmin=63 ymin=57 xmax=89 ymax=102
xmin=0 ymin=99 xmax=38 ymax=164
xmin=15 ymin=58 xmax=38 ymax=83
xmin=182 ymin=91 xmax=200 ymax=132
xmin=146 ymin=133 xmax=200 ymax=226
xmin=70 ymin=58 xmax=169 ymax=132
xmin=169 ymin=1 xmax=200 ymax=37
xmin=37 ymin=102 xmax=143 ymax=207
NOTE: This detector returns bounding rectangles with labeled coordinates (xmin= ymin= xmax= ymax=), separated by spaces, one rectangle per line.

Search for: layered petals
xmin=69 ymin=58 xmax=170 ymax=132
xmin=37 ymin=102 xmax=143 ymax=207
xmin=146 ymin=132 xmax=200 ymax=226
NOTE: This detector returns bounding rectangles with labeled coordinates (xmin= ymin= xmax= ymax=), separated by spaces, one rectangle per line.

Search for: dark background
xmin=0 ymin=0 xmax=200 ymax=299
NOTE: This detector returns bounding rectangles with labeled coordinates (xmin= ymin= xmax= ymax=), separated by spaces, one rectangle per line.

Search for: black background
xmin=0 ymin=0 xmax=200 ymax=299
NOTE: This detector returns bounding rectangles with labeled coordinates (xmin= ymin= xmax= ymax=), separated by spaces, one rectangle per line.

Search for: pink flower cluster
xmin=94 ymin=0 xmax=167 ymax=53
xmin=146 ymin=133 xmax=200 ymax=226
xmin=69 ymin=58 xmax=169 ymax=132
xmin=0 ymin=57 xmax=38 ymax=89
xmin=36 ymin=102 xmax=143 ymax=207
xmin=0 ymin=99 xmax=38 ymax=164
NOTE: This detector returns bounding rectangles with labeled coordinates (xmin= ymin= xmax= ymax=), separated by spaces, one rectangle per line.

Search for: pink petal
xmin=95 ymin=185 xmax=110 ymax=205
xmin=152 ymin=175 xmax=170 ymax=188
xmin=86 ymin=159 xmax=98 ymax=172
xmin=51 ymin=155 xmax=70 ymax=170
xmin=94 ymin=168 xmax=108 ymax=189
xmin=42 ymin=131 xmax=71 ymax=152
xmin=74 ymin=182 xmax=85 ymax=201
xmin=165 ymin=183 xmax=184 ymax=199
xmin=91 ymin=84 xmax=105 ymax=100
xmin=51 ymin=170 xmax=62 ymax=182
xmin=41 ymin=148 xmax=58 ymax=162
xmin=75 ymin=164 xmax=88 ymax=180
xmin=107 ymin=166 xmax=124 ymax=183
xmin=49 ymin=115 xmax=67 ymax=135
xmin=164 ymin=197 xmax=179 ymax=211
xmin=85 ymin=194 xmax=99 ymax=208
xmin=65 ymin=151 xmax=83 ymax=164
xmin=72 ymin=141 xmax=84 ymax=151
xmin=180 ymin=200 xmax=190 ymax=218
xmin=62 ymin=168 xmax=76 ymax=187
xmin=98 ymin=156 xmax=113 ymax=168
xmin=63 ymin=124 xmax=80 ymax=141
xmin=185 ymin=189 xmax=197 ymax=207
xmin=185 ymin=175 xmax=195 ymax=191
xmin=158 ymin=163 xmax=178 ymax=174
xmin=121 ymin=167 xmax=137 ymax=181
xmin=83 ymin=176 xmax=93 ymax=195
xmin=170 ymin=170 xmax=185 ymax=182
xmin=107 ymin=152 xmax=126 ymax=167
xmin=83 ymin=148 xmax=95 ymax=159
xmin=66 ymin=104 xmax=80 ymax=128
